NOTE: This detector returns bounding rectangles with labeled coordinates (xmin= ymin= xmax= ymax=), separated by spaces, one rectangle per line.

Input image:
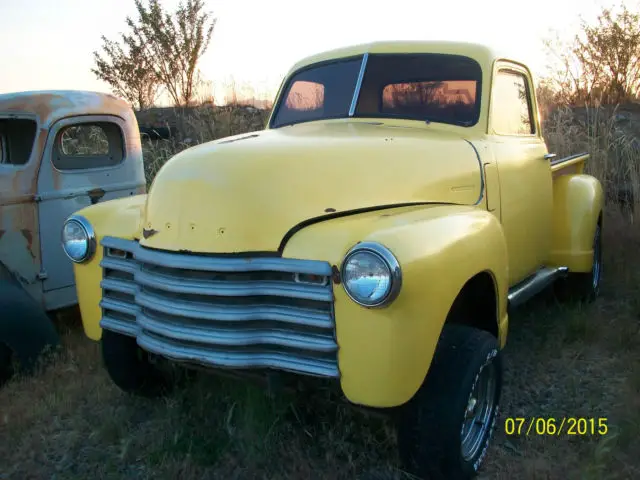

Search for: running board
xmin=507 ymin=266 xmax=569 ymax=308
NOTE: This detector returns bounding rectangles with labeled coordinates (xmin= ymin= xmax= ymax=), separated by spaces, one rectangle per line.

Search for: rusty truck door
xmin=37 ymin=114 xmax=145 ymax=308
xmin=0 ymin=114 xmax=45 ymax=303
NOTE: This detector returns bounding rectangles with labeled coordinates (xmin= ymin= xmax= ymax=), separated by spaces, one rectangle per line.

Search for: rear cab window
xmin=0 ymin=118 xmax=38 ymax=166
xmin=53 ymin=122 xmax=124 ymax=170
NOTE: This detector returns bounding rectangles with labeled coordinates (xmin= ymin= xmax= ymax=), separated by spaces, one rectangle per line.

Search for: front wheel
xmin=101 ymin=330 xmax=183 ymax=398
xmin=396 ymin=325 xmax=502 ymax=479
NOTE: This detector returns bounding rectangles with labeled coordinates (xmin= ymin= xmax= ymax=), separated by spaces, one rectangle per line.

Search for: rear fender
xmin=0 ymin=263 xmax=59 ymax=374
xmin=549 ymin=174 xmax=604 ymax=272
xmin=282 ymin=204 xmax=509 ymax=407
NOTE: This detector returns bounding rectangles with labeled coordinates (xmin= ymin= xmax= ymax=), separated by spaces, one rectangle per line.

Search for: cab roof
xmin=288 ymin=40 xmax=515 ymax=74
xmin=0 ymin=90 xmax=134 ymax=128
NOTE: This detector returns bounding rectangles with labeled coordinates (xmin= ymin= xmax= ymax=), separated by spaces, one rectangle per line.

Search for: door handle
xmin=543 ymin=153 xmax=557 ymax=161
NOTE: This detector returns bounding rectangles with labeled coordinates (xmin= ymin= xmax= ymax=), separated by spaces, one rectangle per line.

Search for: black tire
xmin=0 ymin=342 xmax=15 ymax=387
xmin=555 ymin=221 xmax=602 ymax=303
xmin=0 ymin=281 xmax=60 ymax=387
xmin=396 ymin=324 xmax=502 ymax=480
xmin=101 ymin=329 xmax=181 ymax=398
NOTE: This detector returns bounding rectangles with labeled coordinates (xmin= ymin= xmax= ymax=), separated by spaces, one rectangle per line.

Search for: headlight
xmin=61 ymin=215 xmax=96 ymax=263
xmin=341 ymin=242 xmax=402 ymax=307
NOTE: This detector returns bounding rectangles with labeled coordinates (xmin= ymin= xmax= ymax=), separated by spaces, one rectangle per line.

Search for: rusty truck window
xmin=0 ymin=118 xmax=38 ymax=166
xmin=491 ymin=71 xmax=535 ymax=135
xmin=53 ymin=122 xmax=124 ymax=170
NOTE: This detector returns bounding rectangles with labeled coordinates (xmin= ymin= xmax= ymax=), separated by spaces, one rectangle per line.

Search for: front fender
xmin=70 ymin=194 xmax=147 ymax=340
xmin=549 ymin=174 xmax=604 ymax=272
xmin=281 ymin=204 xmax=509 ymax=407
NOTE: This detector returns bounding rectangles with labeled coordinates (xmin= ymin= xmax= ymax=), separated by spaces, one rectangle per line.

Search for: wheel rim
xmin=592 ymin=225 xmax=601 ymax=291
xmin=460 ymin=359 xmax=498 ymax=461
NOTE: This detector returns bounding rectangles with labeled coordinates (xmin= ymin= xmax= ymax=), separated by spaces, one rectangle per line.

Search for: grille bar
xmin=103 ymin=236 xmax=333 ymax=275
xmin=138 ymin=331 xmax=340 ymax=378
xmin=99 ymin=236 xmax=339 ymax=378
xmin=135 ymin=267 xmax=333 ymax=301
xmin=137 ymin=312 xmax=338 ymax=352
xmin=135 ymin=289 xmax=334 ymax=328
xmin=101 ymin=314 xmax=138 ymax=337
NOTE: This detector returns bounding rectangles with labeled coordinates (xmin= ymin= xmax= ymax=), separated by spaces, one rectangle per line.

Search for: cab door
xmin=488 ymin=63 xmax=553 ymax=285
xmin=0 ymin=115 xmax=43 ymax=302
xmin=37 ymin=115 xmax=146 ymax=303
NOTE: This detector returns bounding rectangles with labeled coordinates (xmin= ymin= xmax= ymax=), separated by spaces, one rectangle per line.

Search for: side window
xmin=53 ymin=122 xmax=124 ymax=170
xmin=492 ymin=70 xmax=534 ymax=135
xmin=0 ymin=118 xmax=38 ymax=166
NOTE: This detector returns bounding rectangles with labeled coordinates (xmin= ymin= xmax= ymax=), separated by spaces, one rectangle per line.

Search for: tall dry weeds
xmin=139 ymin=104 xmax=270 ymax=183
xmin=543 ymin=105 xmax=640 ymax=217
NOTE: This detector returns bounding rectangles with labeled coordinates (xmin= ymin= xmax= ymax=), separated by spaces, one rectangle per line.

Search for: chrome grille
xmin=99 ymin=236 xmax=339 ymax=378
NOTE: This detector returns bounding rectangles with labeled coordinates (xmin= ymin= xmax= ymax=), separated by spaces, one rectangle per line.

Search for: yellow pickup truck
xmin=63 ymin=41 xmax=603 ymax=479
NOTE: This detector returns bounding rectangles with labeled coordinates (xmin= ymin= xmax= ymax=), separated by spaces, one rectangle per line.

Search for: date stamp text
xmin=504 ymin=417 xmax=608 ymax=436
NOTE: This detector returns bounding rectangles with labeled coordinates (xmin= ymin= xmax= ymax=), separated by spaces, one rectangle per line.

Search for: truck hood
xmin=140 ymin=121 xmax=482 ymax=253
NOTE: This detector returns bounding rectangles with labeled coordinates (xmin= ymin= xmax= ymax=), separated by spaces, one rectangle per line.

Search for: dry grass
xmin=138 ymin=105 xmax=270 ymax=183
xmin=1 ymin=105 xmax=639 ymax=479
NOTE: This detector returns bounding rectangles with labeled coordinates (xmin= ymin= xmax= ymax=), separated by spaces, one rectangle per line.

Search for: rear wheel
xmin=101 ymin=329 xmax=183 ymax=397
xmin=556 ymin=222 xmax=602 ymax=302
xmin=396 ymin=325 xmax=502 ymax=479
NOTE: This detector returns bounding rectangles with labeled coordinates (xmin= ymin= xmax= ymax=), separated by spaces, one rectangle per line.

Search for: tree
xmin=92 ymin=36 xmax=161 ymax=109
xmin=92 ymin=0 xmax=216 ymax=108
xmin=543 ymin=3 xmax=640 ymax=106
xmin=126 ymin=0 xmax=216 ymax=106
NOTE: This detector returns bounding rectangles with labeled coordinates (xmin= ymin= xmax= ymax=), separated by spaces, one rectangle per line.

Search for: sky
xmin=0 ymin=0 xmax=637 ymax=105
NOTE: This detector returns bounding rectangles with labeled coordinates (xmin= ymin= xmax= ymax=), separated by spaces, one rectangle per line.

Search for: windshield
xmin=270 ymin=53 xmax=482 ymax=128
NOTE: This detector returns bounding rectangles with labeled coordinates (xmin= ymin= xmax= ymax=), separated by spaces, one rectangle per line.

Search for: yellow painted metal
xmin=549 ymin=173 xmax=604 ymax=272
xmin=282 ymin=204 xmax=509 ymax=406
xmin=139 ymin=122 xmax=483 ymax=254
xmin=72 ymin=195 xmax=147 ymax=340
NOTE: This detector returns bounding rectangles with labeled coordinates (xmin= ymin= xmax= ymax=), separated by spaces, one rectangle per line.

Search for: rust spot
xmin=20 ymin=228 xmax=36 ymax=260
xmin=88 ymin=187 xmax=106 ymax=204
xmin=331 ymin=265 xmax=341 ymax=284
xmin=142 ymin=227 xmax=158 ymax=239
xmin=324 ymin=208 xmax=336 ymax=213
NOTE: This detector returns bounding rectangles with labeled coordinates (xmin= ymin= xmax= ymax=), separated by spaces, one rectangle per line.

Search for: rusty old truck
xmin=65 ymin=42 xmax=603 ymax=479
xmin=0 ymin=90 xmax=146 ymax=386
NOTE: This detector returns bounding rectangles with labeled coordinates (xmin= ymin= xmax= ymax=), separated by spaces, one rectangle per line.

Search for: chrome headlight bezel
xmin=340 ymin=241 xmax=402 ymax=308
xmin=61 ymin=214 xmax=96 ymax=263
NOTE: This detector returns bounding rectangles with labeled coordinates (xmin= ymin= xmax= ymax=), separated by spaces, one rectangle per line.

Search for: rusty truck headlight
xmin=341 ymin=242 xmax=402 ymax=307
xmin=61 ymin=215 xmax=96 ymax=263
